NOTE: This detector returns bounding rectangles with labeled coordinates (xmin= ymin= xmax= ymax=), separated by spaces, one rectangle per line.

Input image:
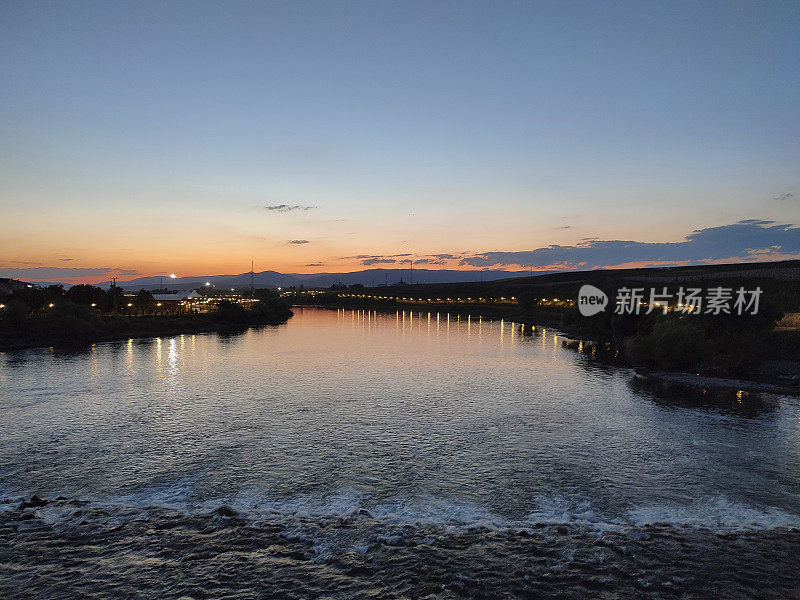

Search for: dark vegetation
xmin=0 ymin=285 xmax=293 ymax=351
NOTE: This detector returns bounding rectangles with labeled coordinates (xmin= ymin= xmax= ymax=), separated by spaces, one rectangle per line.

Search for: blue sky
xmin=1 ymin=1 xmax=798 ymax=282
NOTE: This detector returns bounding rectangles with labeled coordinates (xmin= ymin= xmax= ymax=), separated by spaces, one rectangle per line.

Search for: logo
xmin=578 ymin=284 xmax=608 ymax=316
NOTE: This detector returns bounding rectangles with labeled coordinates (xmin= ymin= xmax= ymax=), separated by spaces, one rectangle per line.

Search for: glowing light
xmin=48 ymin=303 xmax=55 ymax=308
xmin=157 ymin=302 xmax=162 ymax=306
xmin=90 ymin=303 xmax=96 ymax=307
xmin=127 ymin=303 xmax=133 ymax=307
xmin=205 ymin=282 xmax=211 ymax=286
xmin=170 ymin=274 xmax=177 ymax=279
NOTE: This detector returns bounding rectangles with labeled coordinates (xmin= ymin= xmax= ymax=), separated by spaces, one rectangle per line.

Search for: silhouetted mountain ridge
xmin=99 ymin=268 xmax=536 ymax=290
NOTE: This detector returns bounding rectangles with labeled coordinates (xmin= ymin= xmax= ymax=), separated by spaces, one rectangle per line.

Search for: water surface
xmin=2 ymin=308 xmax=799 ymax=598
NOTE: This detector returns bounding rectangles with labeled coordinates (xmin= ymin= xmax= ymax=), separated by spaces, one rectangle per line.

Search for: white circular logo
xmin=578 ymin=284 xmax=608 ymax=316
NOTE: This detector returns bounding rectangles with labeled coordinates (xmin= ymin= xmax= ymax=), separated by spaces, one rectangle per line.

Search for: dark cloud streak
xmin=263 ymin=204 xmax=317 ymax=212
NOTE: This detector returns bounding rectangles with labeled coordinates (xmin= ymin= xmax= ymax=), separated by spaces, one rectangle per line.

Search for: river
xmin=1 ymin=307 xmax=799 ymax=598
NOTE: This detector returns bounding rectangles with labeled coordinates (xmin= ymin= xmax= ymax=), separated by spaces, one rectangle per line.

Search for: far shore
xmin=0 ymin=311 xmax=293 ymax=353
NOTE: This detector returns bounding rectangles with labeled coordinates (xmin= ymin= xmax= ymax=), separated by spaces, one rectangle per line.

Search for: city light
xmin=170 ymin=274 xmax=177 ymax=279
xmin=48 ymin=303 xmax=55 ymax=308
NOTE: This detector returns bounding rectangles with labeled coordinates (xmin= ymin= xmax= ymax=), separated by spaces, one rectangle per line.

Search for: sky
xmin=1 ymin=0 xmax=799 ymax=283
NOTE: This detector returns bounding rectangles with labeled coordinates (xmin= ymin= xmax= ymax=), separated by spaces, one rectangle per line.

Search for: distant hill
xmin=102 ymin=268 xmax=535 ymax=290
xmin=390 ymin=260 xmax=800 ymax=311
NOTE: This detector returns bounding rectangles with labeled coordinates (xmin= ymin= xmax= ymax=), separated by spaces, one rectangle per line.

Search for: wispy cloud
xmin=264 ymin=204 xmax=318 ymax=212
xmin=362 ymin=258 xmax=398 ymax=265
xmin=2 ymin=260 xmax=43 ymax=267
xmin=287 ymin=239 xmax=310 ymax=245
xmin=0 ymin=267 xmax=137 ymax=280
xmin=431 ymin=253 xmax=461 ymax=260
xmin=773 ymin=192 xmax=793 ymax=202
xmin=305 ymin=262 xmax=324 ymax=267
xmin=341 ymin=253 xmax=412 ymax=260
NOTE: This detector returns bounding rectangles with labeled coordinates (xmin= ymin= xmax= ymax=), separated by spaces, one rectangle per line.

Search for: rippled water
xmin=2 ymin=308 xmax=799 ymax=598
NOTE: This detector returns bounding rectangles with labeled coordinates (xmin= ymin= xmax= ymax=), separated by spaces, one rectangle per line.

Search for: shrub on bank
xmin=627 ymin=316 xmax=711 ymax=371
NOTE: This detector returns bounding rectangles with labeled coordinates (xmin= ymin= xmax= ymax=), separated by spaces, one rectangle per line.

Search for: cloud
xmin=2 ymin=260 xmax=43 ymax=267
xmin=305 ymin=262 xmax=324 ymax=267
xmin=60 ymin=258 xmax=74 ymax=262
xmin=431 ymin=253 xmax=460 ymax=260
xmin=347 ymin=252 xmax=461 ymax=266
xmin=264 ymin=204 xmax=317 ymax=212
xmin=0 ymin=267 xmax=137 ymax=280
xmin=341 ymin=253 xmax=412 ymax=260
xmin=287 ymin=239 xmax=310 ymax=245
xmin=773 ymin=193 xmax=793 ymax=202
xmin=459 ymin=220 xmax=800 ymax=269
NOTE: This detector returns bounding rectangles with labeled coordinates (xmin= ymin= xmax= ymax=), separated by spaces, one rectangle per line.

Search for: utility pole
xmin=250 ymin=259 xmax=254 ymax=297
xmin=410 ymin=259 xmax=413 ymax=285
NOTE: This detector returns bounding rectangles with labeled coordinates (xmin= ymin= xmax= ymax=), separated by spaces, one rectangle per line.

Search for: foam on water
xmin=11 ymin=481 xmax=800 ymax=538
xmin=628 ymin=495 xmax=800 ymax=531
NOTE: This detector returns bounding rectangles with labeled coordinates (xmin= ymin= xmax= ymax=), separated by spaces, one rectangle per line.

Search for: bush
xmin=628 ymin=317 xmax=711 ymax=371
xmin=213 ymin=300 xmax=250 ymax=324
xmin=0 ymin=300 xmax=31 ymax=330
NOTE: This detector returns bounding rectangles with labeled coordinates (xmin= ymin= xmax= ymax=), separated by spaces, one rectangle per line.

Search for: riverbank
xmin=0 ymin=307 xmax=294 ymax=352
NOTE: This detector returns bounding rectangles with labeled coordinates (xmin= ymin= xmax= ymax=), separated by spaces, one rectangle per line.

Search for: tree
xmin=66 ymin=284 xmax=106 ymax=307
xmin=133 ymin=289 xmax=155 ymax=314
xmin=105 ymin=285 xmax=125 ymax=313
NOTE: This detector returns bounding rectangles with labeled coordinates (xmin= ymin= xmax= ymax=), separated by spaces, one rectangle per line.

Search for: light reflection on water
xmin=1 ymin=307 xmax=799 ymax=527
